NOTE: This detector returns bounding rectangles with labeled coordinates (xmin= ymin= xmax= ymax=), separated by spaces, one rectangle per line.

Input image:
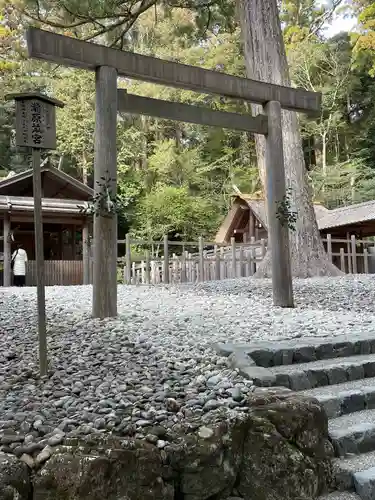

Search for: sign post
xmin=6 ymin=92 xmax=64 ymax=376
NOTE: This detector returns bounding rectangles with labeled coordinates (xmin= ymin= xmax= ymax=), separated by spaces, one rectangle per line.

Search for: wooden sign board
xmin=15 ymin=98 xmax=57 ymax=150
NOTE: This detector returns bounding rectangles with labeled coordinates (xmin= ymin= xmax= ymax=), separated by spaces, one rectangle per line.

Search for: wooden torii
xmin=26 ymin=28 xmax=321 ymax=317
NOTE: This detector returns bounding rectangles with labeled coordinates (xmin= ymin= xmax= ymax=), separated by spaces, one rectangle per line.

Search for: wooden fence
xmin=8 ymin=233 xmax=375 ymax=287
xmin=120 ymin=234 xmax=375 ymax=285
xmin=25 ymin=260 xmax=87 ymax=286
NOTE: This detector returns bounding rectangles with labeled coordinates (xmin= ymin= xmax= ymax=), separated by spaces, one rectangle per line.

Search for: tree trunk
xmin=82 ymin=152 xmax=88 ymax=185
xmin=237 ymin=0 xmax=341 ymax=277
xmin=322 ymin=131 xmax=327 ymax=179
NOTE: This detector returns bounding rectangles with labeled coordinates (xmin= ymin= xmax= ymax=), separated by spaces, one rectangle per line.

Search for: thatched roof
xmin=216 ymin=194 xmax=375 ymax=243
xmin=241 ymin=195 xmax=375 ymax=230
xmin=240 ymin=196 xmax=329 ymax=229
xmin=0 ymin=165 xmax=93 ymax=198
xmin=317 ymin=200 xmax=375 ymax=230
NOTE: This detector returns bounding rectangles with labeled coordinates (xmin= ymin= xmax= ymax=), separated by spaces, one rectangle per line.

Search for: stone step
xmin=317 ymin=493 xmax=361 ymax=500
xmin=216 ymin=335 xmax=375 ymax=368
xmin=255 ymin=353 xmax=375 ymax=390
xmin=329 ymin=409 xmax=375 ymax=457
xmin=333 ymin=451 xmax=375 ymax=491
xmin=353 ymin=467 xmax=375 ymax=500
xmin=301 ymin=377 xmax=375 ymax=418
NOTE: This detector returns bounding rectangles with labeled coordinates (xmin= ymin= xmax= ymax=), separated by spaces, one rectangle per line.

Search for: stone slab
xmin=333 ymin=450 xmax=375 ymax=491
xmin=317 ymin=493 xmax=361 ymax=500
xmin=354 ymin=466 xmax=375 ymax=500
xmin=329 ymin=410 xmax=375 ymax=457
xmin=302 ymin=377 xmax=375 ymax=418
xmin=214 ymin=333 xmax=375 ymax=369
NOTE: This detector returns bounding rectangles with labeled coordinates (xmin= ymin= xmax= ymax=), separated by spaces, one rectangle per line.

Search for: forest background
xmin=1 ymin=0 xmax=375 ymax=243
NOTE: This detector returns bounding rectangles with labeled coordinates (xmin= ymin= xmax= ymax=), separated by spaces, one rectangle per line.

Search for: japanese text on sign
xmin=15 ymin=98 xmax=57 ymax=150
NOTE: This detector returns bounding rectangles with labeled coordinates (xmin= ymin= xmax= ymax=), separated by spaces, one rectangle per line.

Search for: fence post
xmin=141 ymin=260 xmax=145 ymax=284
xmin=346 ymin=233 xmax=352 ymax=273
xmin=145 ymin=250 xmax=151 ymax=285
xmin=220 ymin=247 xmax=225 ymax=279
xmin=351 ymin=235 xmax=357 ymax=274
xmin=181 ymin=251 xmax=186 ymax=283
xmin=131 ymin=262 xmax=136 ymax=285
xmin=340 ymin=248 xmax=346 ymax=273
xmin=250 ymin=236 xmax=256 ymax=276
xmin=327 ymin=233 xmax=332 ymax=262
xmin=231 ymin=237 xmax=236 ymax=279
xmin=214 ymin=245 xmax=221 ymax=281
xmin=364 ymin=247 xmax=369 ymax=274
xmin=163 ymin=235 xmax=169 ymax=285
xmin=198 ymin=236 xmax=204 ymax=282
xmin=125 ymin=233 xmax=131 ymax=285
xmin=260 ymin=238 xmax=266 ymax=258
xmin=3 ymin=214 xmax=11 ymax=287
xmin=239 ymin=242 xmax=244 ymax=278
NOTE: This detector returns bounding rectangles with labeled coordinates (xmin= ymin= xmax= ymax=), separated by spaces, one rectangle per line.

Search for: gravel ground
xmin=0 ymin=274 xmax=374 ymax=453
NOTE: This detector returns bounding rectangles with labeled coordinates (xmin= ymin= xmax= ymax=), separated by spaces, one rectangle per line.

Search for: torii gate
xmin=26 ymin=28 xmax=321 ymax=318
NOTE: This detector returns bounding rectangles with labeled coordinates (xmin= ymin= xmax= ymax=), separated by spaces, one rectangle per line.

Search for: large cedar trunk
xmin=237 ymin=0 xmax=342 ymax=277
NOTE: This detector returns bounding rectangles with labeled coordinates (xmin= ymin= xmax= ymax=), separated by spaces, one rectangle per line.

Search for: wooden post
xmin=326 ymin=233 xmax=332 ymax=262
xmin=145 ymin=250 xmax=151 ymax=284
xmin=346 ymin=233 xmax=352 ymax=274
xmin=71 ymin=224 xmax=76 ymax=260
xmin=239 ymin=243 xmax=244 ymax=278
xmin=92 ymin=65 xmax=118 ymax=318
xmin=351 ymin=234 xmax=357 ymax=274
xmin=364 ymin=248 xmax=369 ymax=274
xmin=260 ymin=238 xmax=266 ymax=259
xmin=131 ymin=261 xmax=136 ymax=284
xmin=215 ymin=245 xmax=220 ymax=281
xmin=231 ymin=237 xmax=236 ymax=279
xmin=250 ymin=236 xmax=256 ymax=275
xmin=125 ymin=233 xmax=131 ymax=285
xmin=163 ymin=234 xmax=169 ymax=285
xmin=340 ymin=248 xmax=346 ymax=273
xmin=3 ymin=214 xmax=11 ymax=287
xmin=32 ymin=148 xmax=47 ymax=376
xmin=82 ymin=221 xmax=90 ymax=285
xmin=198 ymin=236 xmax=204 ymax=282
xmin=249 ymin=211 xmax=255 ymax=240
xmin=264 ymin=100 xmax=293 ymax=307
xmin=180 ymin=251 xmax=186 ymax=283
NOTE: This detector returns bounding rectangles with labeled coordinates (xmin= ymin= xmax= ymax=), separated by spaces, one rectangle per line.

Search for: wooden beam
xmin=118 ymin=91 xmax=268 ymax=134
xmin=3 ymin=213 xmax=11 ymax=287
xmin=92 ymin=66 xmax=118 ymax=318
xmin=264 ymin=101 xmax=294 ymax=307
xmin=82 ymin=221 xmax=90 ymax=285
xmin=32 ymin=148 xmax=48 ymax=375
xmin=26 ymin=28 xmax=321 ymax=113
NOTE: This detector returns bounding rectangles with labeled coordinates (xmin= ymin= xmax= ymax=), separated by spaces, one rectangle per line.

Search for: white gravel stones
xmin=0 ymin=275 xmax=374 ymax=451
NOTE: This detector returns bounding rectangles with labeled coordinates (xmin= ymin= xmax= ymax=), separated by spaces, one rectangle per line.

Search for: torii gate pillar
xmin=92 ymin=66 xmax=118 ymax=318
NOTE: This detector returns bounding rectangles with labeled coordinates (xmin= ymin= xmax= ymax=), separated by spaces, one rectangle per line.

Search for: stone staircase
xmin=227 ymin=334 xmax=375 ymax=500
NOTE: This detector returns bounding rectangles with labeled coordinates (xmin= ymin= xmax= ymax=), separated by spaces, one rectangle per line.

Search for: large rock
xmin=33 ymin=440 xmax=174 ymax=500
xmin=237 ymin=392 xmax=334 ymax=500
xmin=166 ymin=418 xmax=246 ymax=500
xmin=32 ymin=391 xmax=333 ymax=500
xmin=0 ymin=452 xmax=31 ymax=500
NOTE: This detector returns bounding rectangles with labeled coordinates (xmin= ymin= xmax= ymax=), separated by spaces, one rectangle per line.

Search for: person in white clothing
xmin=12 ymin=243 xmax=28 ymax=287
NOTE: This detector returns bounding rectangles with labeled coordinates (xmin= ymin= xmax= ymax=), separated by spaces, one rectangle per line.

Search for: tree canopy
xmin=0 ymin=0 xmax=374 ymax=241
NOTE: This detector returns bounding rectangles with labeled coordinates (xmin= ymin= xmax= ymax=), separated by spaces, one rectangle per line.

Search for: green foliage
xmin=1 ymin=0 xmax=375 ymax=245
xmin=276 ymin=188 xmax=298 ymax=231
xmin=134 ymin=185 xmax=221 ymax=241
